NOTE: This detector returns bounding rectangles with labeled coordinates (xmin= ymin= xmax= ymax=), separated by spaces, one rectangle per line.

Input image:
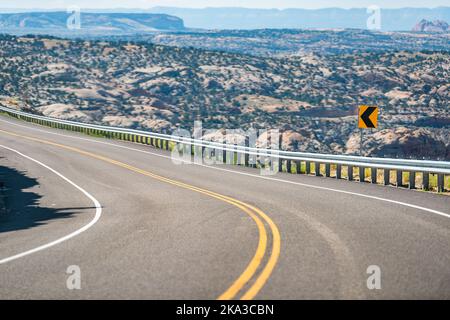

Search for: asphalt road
xmin=0 ymin=115 xmax=449 ymax=299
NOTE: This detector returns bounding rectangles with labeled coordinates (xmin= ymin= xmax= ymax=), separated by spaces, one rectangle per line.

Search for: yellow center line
xmin=0 ymin=128 xmax=281 ymax=299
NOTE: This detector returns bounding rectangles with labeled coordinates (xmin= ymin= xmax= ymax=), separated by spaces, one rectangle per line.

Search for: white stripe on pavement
xmin=0 ymin=144 xmax=102 ymax=264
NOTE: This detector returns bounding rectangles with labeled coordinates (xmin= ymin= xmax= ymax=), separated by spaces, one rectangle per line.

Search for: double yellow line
xmin=0 ymin=128 xmax=281 ymax=300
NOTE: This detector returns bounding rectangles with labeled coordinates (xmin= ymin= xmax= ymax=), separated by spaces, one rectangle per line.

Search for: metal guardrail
xmin=0 ymin=105 xmax=449 ymax=192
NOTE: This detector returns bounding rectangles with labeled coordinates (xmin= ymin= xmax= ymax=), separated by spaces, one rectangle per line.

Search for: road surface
xmin=0 ymin=115 xmax=449 ymax=299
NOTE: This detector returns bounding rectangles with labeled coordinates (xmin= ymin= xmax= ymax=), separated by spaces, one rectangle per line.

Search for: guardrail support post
xmin=359 ymin=167 xmax=365 ymax=182
xmin=396 ymin=170 xmax=403 ymax=187
xmin=278 ymin=134 xmax=283 ymax=173
xmin=371 ymin=168 xmax=377 ymax=184
xmin=315 ymin=162 xmax=321 ymax=176
xmin=409 ymin=171 xmax=416 ymax=189
xmin=437 ymin=174 xmax=444 ymax=193
xmin=252 ymin=147 xmax=258 ymax=168
xmin=325 ymin=163 xmax=331 ymax=177
xmin=296 ymin=161 xmax=301 ymax=174
xmin=305 ymin=161 xmax=311 ymax=175
xmin=348 ymin=166 xmax=353 ymax=181
xmin=287 ymin=160 xmax=292 ymax=173
xmin=244 ymin=138 xmax=250 ymax=167
xmin=222 ymin=142 xmax=227 ymax=164
xmin=384 ymin=169 xmax=390 ymax=185
xmin=422 ymin=172 xmax=429 ymax=190
xmin=336 ymin=164 xmax=342 ymax=179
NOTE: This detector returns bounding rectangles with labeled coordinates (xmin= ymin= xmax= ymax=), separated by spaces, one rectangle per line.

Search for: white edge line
xmin=0 ymin=144 xmax=102 ymax=264
xmin=1 ymin=117 xmax=449 ymax=221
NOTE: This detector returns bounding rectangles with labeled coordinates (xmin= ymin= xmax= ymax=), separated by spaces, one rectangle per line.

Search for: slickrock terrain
xmin=0 ymin=34 xmax=448 ymax=159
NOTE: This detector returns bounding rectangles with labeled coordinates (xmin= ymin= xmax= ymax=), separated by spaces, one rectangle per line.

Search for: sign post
xmin=358 ymin=105 xmax=379 ymax=156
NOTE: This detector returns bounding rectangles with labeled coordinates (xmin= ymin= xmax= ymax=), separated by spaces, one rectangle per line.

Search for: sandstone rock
xmin=102 ymin=115 xmax=136 ymax=127
xmin=38 ymin=104 xmax=91 ymax=122
xmin=141 ymin=118 xmax=172 ymax=131
xmin=346 ymin=127 xmax=449 ymax=159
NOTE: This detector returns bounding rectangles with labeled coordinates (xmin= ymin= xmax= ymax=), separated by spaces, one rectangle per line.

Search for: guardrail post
xmin=437 ymin=174 xmax=444 ymax=192
xmin=384 ymin=169 xmax=390 ymax=185
xmin=305 ymin=161 xmax=311 ymax=175
xmin=409 ymin=171 xmax=416 ymax=189
xmin=228 ymin=144 xmax=234 ymax=165
xmin=422 ymin=172 xmax=429 ymax=190
xmin=348 ymin=166 xmax=353 ymax=181
xmin=359 ymin=167 xmax=365 ymax=182
xmin=296 ymin=161 xmax=302 ymax=174
xmin=314 ymin=162 xmax=321 ymax=176
xmin=277 ymin=134 xmax=282 ymax=173
xmin=371 ymin=168 xmax=377 ymax=184
xmin=252 ymin=145 xmax=258 ymax=168
xmin=222 ymin=141 xmax=227 ymax=164
xmin=236 ymin=144 xmax=242 ymax=166
xmin=325 ymin=163 xmax=331 ymax=177
xmin=396 ymin=170 xmax=403 ymax=187
xmin=287 ymin=160 xmax=292 ymax=173
xmin=244 ymin=138 xmax=250 ymax=167
xmin=336 ymin=164 xmax=342 ymax=179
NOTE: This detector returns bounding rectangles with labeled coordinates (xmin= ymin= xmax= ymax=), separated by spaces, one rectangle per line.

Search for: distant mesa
xmin=412 ymin=19 xmax=449 ymax=32
xmin=0 ymin=12 xmax=185 ymax=32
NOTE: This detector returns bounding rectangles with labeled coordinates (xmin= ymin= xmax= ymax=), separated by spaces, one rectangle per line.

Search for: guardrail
xmin=1 ymin=105 xmax=449 ymax=192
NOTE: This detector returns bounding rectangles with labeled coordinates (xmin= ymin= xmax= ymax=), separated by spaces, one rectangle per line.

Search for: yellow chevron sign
xmin=358 ymin=105 xmax=378 ymax=129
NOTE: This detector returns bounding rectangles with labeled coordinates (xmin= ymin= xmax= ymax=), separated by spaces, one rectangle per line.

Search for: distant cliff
xmin=0 ymin=12 xmax=185 ymax=32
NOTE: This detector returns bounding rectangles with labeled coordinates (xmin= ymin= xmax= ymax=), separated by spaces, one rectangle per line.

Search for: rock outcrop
xmin=412 ymin=19 xmax=449 ymax=32
xmin=346 ymin=127 xmax=449 ymax=159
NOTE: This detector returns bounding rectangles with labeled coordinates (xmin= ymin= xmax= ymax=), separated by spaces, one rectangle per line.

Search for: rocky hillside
xmin=0 ymin=34 xmax=448 ymax=159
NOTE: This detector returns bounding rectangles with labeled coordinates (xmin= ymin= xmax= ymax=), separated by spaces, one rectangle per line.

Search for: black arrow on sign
xmin=360 ymin=106 xmax=377 ymax=128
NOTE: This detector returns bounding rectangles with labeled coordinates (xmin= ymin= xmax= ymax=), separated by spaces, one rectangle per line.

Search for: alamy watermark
xmin=366 ymin=265 xmax=381 ymax=290
xmin=67 ymin=6 xmax=81 ymax=30
xmin=367 ymin=5 xmax=382 ymax=30
xmin=66 ymin=265 xmax=81 ymax=290
xmin=170 ymin=121 xmax=282 ymax=176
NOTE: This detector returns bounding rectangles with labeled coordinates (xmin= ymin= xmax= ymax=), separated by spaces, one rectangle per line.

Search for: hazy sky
xmin=2 ymin=1 xmax=449 ymax=9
